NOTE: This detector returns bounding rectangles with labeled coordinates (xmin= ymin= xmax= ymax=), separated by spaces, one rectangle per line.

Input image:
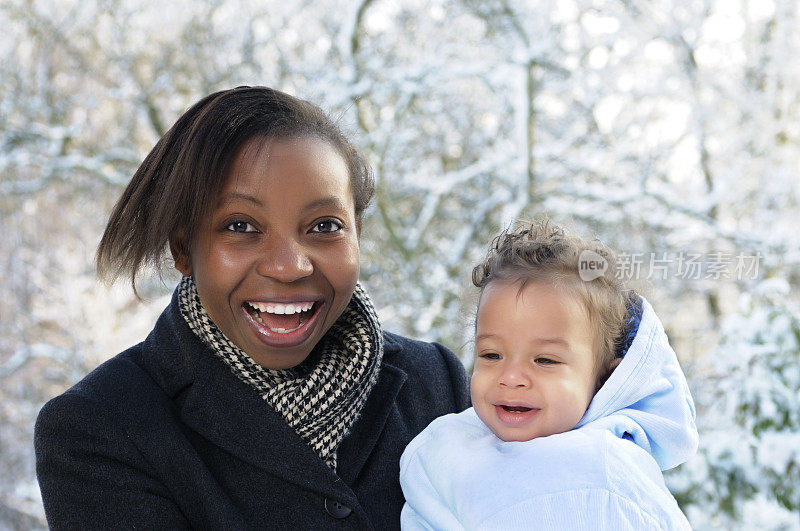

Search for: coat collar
xmin=337 ymin=337 xmax=406 ymax=486
xmin=139 ymin=289 xmax=407 ymax=497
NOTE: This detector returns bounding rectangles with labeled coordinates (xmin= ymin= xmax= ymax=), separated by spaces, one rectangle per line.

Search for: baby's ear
xmin=169 ymin=231 xmax=192 ymax=277
xmin=594 ymin=357 xmax=623 ymax=393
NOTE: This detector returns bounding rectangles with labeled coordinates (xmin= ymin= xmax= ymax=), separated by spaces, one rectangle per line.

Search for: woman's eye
xmin=311 ymin=220 xmax=342 ymax=233
xmin=226 ymin=221 xmax=256 ymax=233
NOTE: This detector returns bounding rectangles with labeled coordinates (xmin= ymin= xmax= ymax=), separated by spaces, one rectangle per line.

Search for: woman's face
xmin=173 ymin=136 xmax=360 ymax=369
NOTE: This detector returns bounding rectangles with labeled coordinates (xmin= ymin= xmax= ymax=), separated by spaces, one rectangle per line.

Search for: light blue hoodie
xmin=399 ymin=297 xmax=698 ymax=530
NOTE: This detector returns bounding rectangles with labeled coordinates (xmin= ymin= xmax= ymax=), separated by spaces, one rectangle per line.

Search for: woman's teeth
xmin=263 ymin=323 xmax=302 ymax=334
xmin=247 ymin=301 xmax=314 ymax=314
xmin=246 ymin=301 xmax=315 ymax=334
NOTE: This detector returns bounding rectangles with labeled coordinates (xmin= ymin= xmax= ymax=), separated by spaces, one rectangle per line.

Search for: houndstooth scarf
xmin=177 ymin=276 xmax=383 ymax=470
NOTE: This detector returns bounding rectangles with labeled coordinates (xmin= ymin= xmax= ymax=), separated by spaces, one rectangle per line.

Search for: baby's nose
xmin=498 ymin=360 xmax=531 ymax=387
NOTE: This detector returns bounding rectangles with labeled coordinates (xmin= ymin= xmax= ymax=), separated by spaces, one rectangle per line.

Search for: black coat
xmin=34 ymin=291 xmax=470 ymax=530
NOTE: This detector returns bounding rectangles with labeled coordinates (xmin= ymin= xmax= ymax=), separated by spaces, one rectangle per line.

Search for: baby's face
xmin=471 ymin=280 xmax=598 ymax=442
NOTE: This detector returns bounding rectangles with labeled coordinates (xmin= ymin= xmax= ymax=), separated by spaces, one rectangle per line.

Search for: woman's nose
xmin=255 ymin=235 xmax=313 ymax=283
xmin=498 ymin=360 xmax=530 ymax=388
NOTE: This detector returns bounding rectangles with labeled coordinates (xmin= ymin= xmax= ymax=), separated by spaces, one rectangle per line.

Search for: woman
xmin=35 ymin=86 xmax=470 ymax=529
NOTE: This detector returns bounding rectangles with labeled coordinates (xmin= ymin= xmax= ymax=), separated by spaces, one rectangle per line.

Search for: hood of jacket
xmin=575 ymin=296 xmax=698 ymax=470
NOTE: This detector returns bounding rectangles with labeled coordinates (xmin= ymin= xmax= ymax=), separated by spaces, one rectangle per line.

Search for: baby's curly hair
xmin=472 ymin=219 xmax=635 ymax=389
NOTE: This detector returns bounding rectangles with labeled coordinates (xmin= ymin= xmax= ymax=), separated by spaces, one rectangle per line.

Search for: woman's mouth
xmin=245 ymin=301 xmax=317 ymax=333
xmin=242 ymin=300 xmax=323 ymax=346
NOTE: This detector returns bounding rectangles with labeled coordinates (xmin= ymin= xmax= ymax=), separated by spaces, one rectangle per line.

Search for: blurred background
xmin=1 ymin=0 xmax=799 ymax=528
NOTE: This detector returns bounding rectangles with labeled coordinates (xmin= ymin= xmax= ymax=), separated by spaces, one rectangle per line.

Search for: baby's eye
xmin=479 ymin=352 xmax=502 ymax=360
xmin=310 ymin=219 xmax=342 ymax=233
xmin=535 ymin=357 xmax=559 ymax=365
xmin=226 ymin=221 xmax=257 ymax=233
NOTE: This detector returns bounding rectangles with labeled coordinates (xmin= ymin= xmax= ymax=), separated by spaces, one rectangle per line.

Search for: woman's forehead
xmin=217 ymin=136 xmax=353 ymax=212
xmin=227 ymin=136 xmax=346 ymax=180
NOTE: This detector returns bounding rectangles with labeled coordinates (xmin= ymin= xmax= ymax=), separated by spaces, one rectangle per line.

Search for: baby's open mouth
xmin=245 ymin=301 xmax=319 ymax=334
xmin=500 ymin=405 xmax=533 ymax=413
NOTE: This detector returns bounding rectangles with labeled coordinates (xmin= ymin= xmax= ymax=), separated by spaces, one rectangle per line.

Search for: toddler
xmin=400 ymin=220 xmax=697 ymax=530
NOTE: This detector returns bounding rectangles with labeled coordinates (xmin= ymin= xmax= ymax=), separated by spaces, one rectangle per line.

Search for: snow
xmin=3 ymin=0 xmax=800 ymax=527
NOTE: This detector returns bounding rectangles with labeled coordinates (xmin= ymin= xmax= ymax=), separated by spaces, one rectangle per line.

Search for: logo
xmin=578 ymin=250 xmax=608 ymax=281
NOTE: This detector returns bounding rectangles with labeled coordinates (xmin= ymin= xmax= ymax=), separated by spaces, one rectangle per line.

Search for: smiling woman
xmin=33 ymin=86 xmax=470 ymax=529
xmin=177 ymin=136 xmax=360 ymax=370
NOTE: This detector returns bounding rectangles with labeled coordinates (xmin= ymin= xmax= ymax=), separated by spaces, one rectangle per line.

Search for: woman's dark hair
xmin=96 ymin=86 xmax=374 ymax=293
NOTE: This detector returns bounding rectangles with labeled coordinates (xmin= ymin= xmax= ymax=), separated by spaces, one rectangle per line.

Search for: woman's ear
xmin=169 ymin=232 xmax=192 ymax=277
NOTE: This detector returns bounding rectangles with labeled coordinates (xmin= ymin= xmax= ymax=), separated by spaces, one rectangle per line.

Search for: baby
xmin=400 ymin=220 xmax=697 ymax=530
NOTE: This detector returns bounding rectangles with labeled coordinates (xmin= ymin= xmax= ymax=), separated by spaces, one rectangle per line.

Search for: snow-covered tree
xmin=2 ymin=0 xmax=799 ymax=527
xmin=667 ymin=279 xmax=800 ymax=529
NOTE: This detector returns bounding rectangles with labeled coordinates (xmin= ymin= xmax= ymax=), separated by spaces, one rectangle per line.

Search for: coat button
xmin=324 ymin=498 xmax=352 ymax=519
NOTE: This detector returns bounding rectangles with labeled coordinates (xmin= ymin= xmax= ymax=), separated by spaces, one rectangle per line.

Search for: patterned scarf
xmin=177 ymin=276 xmax=383 ymax=469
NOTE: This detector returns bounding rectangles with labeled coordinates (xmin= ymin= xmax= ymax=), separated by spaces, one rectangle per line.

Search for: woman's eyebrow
xmin=302 ymin=197 xmax=348 ymax=213
xmin=217 ymin=192 xmax=263 ymax=207
xmin=216 ymin=194 xmax=349 ymax=216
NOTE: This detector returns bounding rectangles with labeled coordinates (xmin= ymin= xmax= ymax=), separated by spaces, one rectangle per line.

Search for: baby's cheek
xmin=468 ymin=372 xmax=481 ymax=403
xmin=469 ymin=373 xmax=493 ymax=424
xmin=556 ymin=383 xmax=592 ymax=424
